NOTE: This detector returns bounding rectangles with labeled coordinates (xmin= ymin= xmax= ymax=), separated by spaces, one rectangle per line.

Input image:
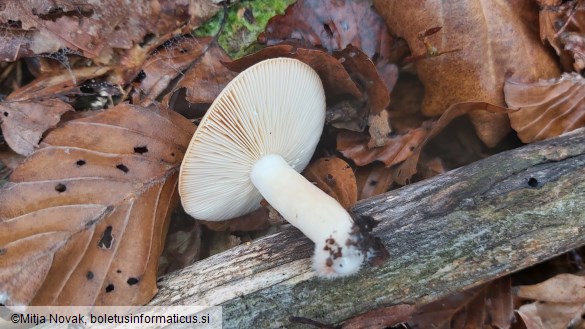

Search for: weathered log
xmin=150 ymin=128 xmax=585 ymax=329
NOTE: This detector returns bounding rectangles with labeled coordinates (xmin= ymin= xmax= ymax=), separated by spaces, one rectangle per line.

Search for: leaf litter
xmin=0 ymin=0 xmax=584 ymax=326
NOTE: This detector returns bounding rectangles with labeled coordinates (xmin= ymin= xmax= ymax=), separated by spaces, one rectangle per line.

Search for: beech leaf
xmin=374 ymin=0 xmax=560 ymax=146
xmin=505 ymin=73 xmax=585 ymax=143
xmin=0 ymin=103 xmax=194 ymax=306
xmin=303 ymin=156 xmax=357 ymax=210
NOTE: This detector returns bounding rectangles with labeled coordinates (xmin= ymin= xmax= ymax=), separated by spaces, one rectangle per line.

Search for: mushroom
xmin=179 ymin=58 xmax=367 ymax=277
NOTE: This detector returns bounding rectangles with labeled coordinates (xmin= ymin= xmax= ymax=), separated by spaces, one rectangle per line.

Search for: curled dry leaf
xmin=374 ymin=0 xmax=560 ymax=147
xmin=0 ymin=66 xmax=111 ymax=156
xmin=261 ymin=0 xmax=395 ymax=60
xmin=335 ymin=45 xmax=392 ymax=146
xmin=516 ymin=273 xmax=585 ymax=303
xmin=132 ymin=37 xmax=213 ymax=106
xmin=0 ymin=103 xmax=195 ymax=306
xmin=163 ymin=42 xmax=237 ymax=118
xmin=0 ymin=1 xmax=221 ymax=62
xmin=505 ymin=73 xmax=585 ymax=143
xmin=303 ymin=157 xmax=357 ymax=210
xmin=538 ymin=0 xmax=585 ymax=71
xmin=260 ymin=0 xmax=406 ymax=91
xmin=337 ymin=127 xmax=429 ymax=168
xmin=393 ymin=102 xmax=507 ymax=185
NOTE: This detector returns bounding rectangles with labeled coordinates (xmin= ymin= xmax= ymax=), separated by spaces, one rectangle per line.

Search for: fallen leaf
xmin=538 ymin=0 xmax=585 ymax=71
xmin=516 ymin=273 xmax=585 ymax=303
xmin=393 ymin=102 xmax=507 ymax=185
xmin=0 ymin=66 xmax=112 ymax=155
xmin=334 ymin=45 xmax=392 ymax=146
xmin=132 ymin=37 xmax=213 ymax=106
xmin=342 ymin=304 xmax=415 ymax=329
xmin=355 ymin=163 xmax=395 ymax=200
xmin=410 ymin=277 xmax=514 ymax=329
xmin=387 ymin=73 xmax=427 ymax=134
xmin=505 ymin=73 xmax=585 ymax=143
xmin=374 ymin=0 xmax=561 ymax=146
xmin=337 ymin=126 xmax=429 ymax=167
xmin=517 ymin=302 xmax=585 ymax=329
xmin=0 ymin=0 xmax=221 ymax=62
xmin=0 ymin=103 xmax=195 ymax=306
xmin=163 ymin=42 xmax=237 ymax=117
xmin=260 ymin=0 xmax=404 ymax=62
xmin=0 ymin=98 xmax=73 ymax=156
xmin=303 ymin=156 xmax=357 ymax=210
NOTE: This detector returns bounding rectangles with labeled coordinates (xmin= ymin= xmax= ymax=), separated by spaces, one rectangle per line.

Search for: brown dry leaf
xmin=337 ymin=126 xmax=429 ymax=167
xmin=0 ymin=146 xmax=25 ymax=172
xmin=342 ymin=304 xmax=415 ymax=329
xmin=504 ymin=73 xmax=585 ymax=143
xmin=538 ymin=0 xmax=585 ymax=71
xmin=394 ymin=102 xmax=507 ymax=185
xmin=0 ymin=1 xmax=221 ymax=62
xmin=334 ymin=45 xmax=392 ymax=147
xmin=410 ymin=277 xmax=514 ymax=329
xmin=303 ymin=156 xmax=357 ymax=210
xmin=517 ymin=302 xmax=585 ymax=329
xmin=516 ymin=273 xmax=585 ymax=303
xmin=374 ymin=0 xmax=561 ymax=147
xmin=0 ymin=98 xmax=73 ymax=156
xmin=261 ymin=0 xmax=396 ymax=60
xmin=163 ymin=42 xmax=237 ymax=117
xmin=388 ymin=73 xmax=427 ymax=134
xmin=132 ymin=37 xmax=213 ymax=106
xmin=0 ymin=103 xmax=195 ymax=306
xmin=355 ymin=163 xmax=395 ymax=200
xmin=515 ymin=274 xmax=585 ymax=329
xmin=260 ymin=0 xmax=407 ymax=92
xmin=0 ymin=66 xmax=112 ymax=155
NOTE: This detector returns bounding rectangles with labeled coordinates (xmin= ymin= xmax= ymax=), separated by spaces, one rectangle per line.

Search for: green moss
xmin=194 ymin=0 xmax=296 ymax=58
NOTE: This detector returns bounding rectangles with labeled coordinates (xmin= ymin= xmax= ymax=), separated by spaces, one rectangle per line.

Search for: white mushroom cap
xmin=179 ymin=58 xmax=326 ymax=220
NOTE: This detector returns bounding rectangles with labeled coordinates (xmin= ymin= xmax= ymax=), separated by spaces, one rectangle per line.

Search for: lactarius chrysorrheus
xmin=179 ymin=58 xmax=368 ymax=277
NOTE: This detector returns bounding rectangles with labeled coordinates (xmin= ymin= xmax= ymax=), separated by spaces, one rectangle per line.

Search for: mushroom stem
xmin=250 ymin=154 xmax=353 ymax=243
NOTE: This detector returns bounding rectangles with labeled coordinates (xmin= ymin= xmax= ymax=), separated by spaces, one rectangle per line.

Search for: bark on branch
xmin=150 ymin=128 xmax=585 ymax=329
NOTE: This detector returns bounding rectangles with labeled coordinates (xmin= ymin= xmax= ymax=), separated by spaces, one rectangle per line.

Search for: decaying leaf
xmin=132 ymin=37 xmax=213 ymax=106
xmin=374 ymin=0 xmax=560 ymax=146
xmin=163 ymin=42 xmax=237 ymax=117
xmin=538 ymin=0 xmax=585 ymax=72
xmin=0 ymin=98 xmax=73 ymax=156
xmin=393 ymin=102 xmax=507 ymax=185
xmin=0 ymin=0 xmax=221 ymax=62
xmin=0 ymin=66 xmax=111 ymax=155
xmin=303 ymin=156 xmax=357 ymax=210
xmin=410 ymin=277 xmax=514 ymax=329
xmin=261 ymin=0 xmax=395 ymax=59
xmin=337 ymin=126 xmax=429 ymax=168
xmin=355 ymin=163 xmax=395 ymax=200
xmin=505 ymin=73 xmax=585 ymax=143
xmin=0 ymin=103 xmax=195 ymax=306
xmin=514 ymin=274 xmax=585 ymax=329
